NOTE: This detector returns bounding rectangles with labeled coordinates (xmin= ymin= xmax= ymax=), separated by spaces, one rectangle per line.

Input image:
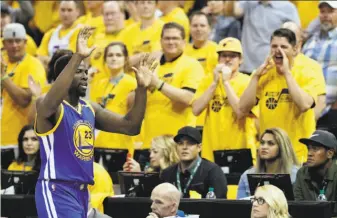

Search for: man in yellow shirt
xmin=239 ymin=28 xmax=319 ymax=163
xmin=89 ymin=1 xmax=128 ymax=74
xmin=76 ymin=1 xmax=105 ymax=34
xmin=282 ymin=21 xmax=327 ymax=121
xmin=1 ymin=24 xmax=46 ymax=164
xmin=37 ymin=1 xmax=81 ymax=70
xmin=123 ymin=1 xmax=164 ymax=56
xmin=141 ymin=22 xmax=204 ymax=149
xmin=158 ymin=1 xmax=190 ymax=42
xmin=192 ymin=37 xmax=257 ymax=162
xmin=0 ymin=6 xmax=37 ymax=56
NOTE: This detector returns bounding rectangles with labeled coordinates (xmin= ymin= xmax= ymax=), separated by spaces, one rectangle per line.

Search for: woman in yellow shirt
xmin=8 ymin=125 xmax=41 ymax=172
xmin=123 ymin=135 xmax=180 ymax=173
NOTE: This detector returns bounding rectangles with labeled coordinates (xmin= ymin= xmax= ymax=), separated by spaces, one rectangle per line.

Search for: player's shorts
xmin=35 ymin=180 xmax=89 ymax=218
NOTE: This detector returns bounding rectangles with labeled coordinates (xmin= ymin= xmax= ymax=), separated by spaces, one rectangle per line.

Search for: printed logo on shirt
xmin=73 ymin=120 xmax=94 ymax=161
xmin=265 ymin=88 xmax=291 ymax=110
xmin=211 ymin=94 xmax=228 ymax=112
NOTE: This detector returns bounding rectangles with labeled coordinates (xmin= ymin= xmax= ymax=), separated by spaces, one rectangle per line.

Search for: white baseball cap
xmin=319 ymin=1 xmax=337 ymax=9
xmin=3 ymin=23 xmax=26 ymax=40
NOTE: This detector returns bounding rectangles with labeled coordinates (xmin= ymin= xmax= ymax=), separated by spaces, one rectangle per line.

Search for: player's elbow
xmin=126 ymin=125 xmax=141 ymax=136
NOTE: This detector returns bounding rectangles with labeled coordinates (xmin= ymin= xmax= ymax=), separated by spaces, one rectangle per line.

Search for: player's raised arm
xmin=91 ymin=54 xmax=157 ymax=135
xmin=36 ymin=27 xmax=95 ymax=119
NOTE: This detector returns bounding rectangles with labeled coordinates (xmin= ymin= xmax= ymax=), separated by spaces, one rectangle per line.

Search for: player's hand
xmin=132 ymin=53 xmax=158 ymax=88
xmin=276 ymin=47 xmax=291 ymax=76
xmin=254 ymin=53 xmax=274 ymax=78
xmin=146 ymin=212 xmax=159 ymax=218
xmin=28 ymin=75 xmax=42 ymax=98
xmin=76 ymin=26 xmax=96 ymax=59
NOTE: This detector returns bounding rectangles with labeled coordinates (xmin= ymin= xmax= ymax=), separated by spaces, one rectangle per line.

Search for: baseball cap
xmin=174 ymin=126 xmax=202 ymax=144
xmin=216 ymin=37 xmax=243 ymax=55
xmin=319 ymin=1 xmax=337 ymax=9
xmin=299 ymin=130 xmax=337 ymax=150
xmin=3 ymin=23 xmax=26 ymax=40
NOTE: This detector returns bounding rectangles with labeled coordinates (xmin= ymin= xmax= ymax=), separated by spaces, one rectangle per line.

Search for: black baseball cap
xmin=174 ymin=126 xmax=202 ymax=144
xmin=299 ymin=130 xmax=337 ymax=150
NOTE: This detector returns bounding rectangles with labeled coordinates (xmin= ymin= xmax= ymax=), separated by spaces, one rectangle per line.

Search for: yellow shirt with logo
xmin=1 ymin=54 xmax=46 ymax=146
xmin=256 ymin=65 xmax=318 ymax=162
xmin=294 ymin=53 xmax=326 ymax=96
xmin=36 ymin=23 xmax=81 ymax=57
xmin=160 ymin=7 xmax=190 ymax=42
xmin=142 ymin=54 xmax=204 ymax=148
xmin=1 ymin=35 xmax=37 ymax=56
xmin=89 ymin=30 xmax=128 ymax=72
xmin=8 ymin=162 xmax=33 ymax=171
xmin=88 ymin=162 xmax=114 ymax=213
xmin=123 ymin=19 xmax=164 ymax=55
xmin=193 ymin=73 xmax=258 ymax=162
xmin=91 ymin=73 xmax=137 ymax=153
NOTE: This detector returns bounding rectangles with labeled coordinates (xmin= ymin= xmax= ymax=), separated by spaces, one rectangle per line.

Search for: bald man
xmin=147 ymin=183 xmax=181 ymax=218
xmin=282 ymin=21 xmax=326 ymax=121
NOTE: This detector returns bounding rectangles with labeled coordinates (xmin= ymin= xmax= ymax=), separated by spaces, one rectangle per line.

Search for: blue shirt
xmin=302 ymin=28 xmax=337 ymax=104
xmin=236 ymin=165 xmax=299 ymax=199
xmin=36 ymin=99 xmax=95 ymax=184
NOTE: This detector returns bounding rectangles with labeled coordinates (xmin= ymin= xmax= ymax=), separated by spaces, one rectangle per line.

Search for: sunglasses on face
xmin=250 ymin=197 xmax=266 ymax=205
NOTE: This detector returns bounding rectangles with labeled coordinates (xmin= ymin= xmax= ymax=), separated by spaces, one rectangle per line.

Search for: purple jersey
xmin=36 ymin=99 xmax=95 ymax=184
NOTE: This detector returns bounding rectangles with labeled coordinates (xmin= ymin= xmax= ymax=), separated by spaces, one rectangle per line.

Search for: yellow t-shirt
xmin=8 ymin=162 xmax=33 ymax=171
xmin=89 ymin=30 xmax=128 ymax=72
xmin=123 ymin=19 xmax=164 ymax=55
xmin=75 ymin=12 xmax=105 ymax=35
xmin=1 ymin=54 xmax=46 ymax=146
xmin=1 ymin=35 xmax=38 ymax=56
xmin=256 ymin=65 xmax=318 ymax=162
xmin=193 ymin=73 xmax=258 ymax=162
xmin=184 ymin=41 xmax=218 ymax=74
xmin=91 ymin=73 xmax=137 ymax=153
xmin=160 ymin=7 xmax=190 ymax=42
xmin=31 ymin=1 xmax=60 ymax=33
xmin=291 ymin=1 xmax=319 ymax=29
xmin=294 ymin=53 xmax=326 ymax=96
xmin=88 ymin=162 xmax=114 ymax=213
xmin=142 ymin=54 xmax=204 ymax=148
xmin=36 ymin=23 xmax=81 ymax=57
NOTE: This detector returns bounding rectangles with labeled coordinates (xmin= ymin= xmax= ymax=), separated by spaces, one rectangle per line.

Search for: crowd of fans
xmin=1 ymin=0 xmax=337 ymax=217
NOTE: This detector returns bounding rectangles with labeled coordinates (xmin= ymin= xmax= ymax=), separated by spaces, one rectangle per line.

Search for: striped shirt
xmin=302 ymin=28 xmax=337 ymax=104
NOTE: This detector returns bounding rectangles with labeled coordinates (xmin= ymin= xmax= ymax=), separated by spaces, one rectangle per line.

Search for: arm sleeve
xmin=181 ymin=60 xmax=205 ymax=90
xmin=293 ymin=170 xmax=304 ymax=201
xmin=209 ymin=166 xmax=228 ymax=199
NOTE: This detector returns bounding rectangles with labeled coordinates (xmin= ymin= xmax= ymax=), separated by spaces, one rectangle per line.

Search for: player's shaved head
xmin=152 ymin=183 xmax=181 ymax=204
xmin=282 ymin=21 xmax=301 ymax=43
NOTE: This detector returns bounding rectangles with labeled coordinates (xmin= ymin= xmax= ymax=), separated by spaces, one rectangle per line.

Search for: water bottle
xmin=144 ymin=162 xmax=150 ymax=172
xmin=206 ymin=187 xmax=216 ymax=199
xmin=317 ymin=190 xmax=327 ymax=201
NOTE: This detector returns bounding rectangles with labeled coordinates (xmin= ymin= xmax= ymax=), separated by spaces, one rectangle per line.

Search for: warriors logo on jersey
xmin=73 ymin=120 xmax=94 ymax=161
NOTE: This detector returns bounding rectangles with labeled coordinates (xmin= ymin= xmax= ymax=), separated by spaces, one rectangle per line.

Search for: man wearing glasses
xmin=160 ymin=126 xmax=227 ymax=198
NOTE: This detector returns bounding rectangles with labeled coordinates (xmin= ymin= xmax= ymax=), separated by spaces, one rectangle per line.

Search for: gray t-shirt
xmin=239 ymin=1 xmax=300 ymax=73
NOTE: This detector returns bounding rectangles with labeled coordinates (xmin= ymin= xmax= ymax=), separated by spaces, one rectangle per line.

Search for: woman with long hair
xmin=251 ymin=185 xmax=290 ymax=218
xmin=123 ymin=135 xmax=180 ymax=172
xmin=90 ymin=42 xmax=137 ymax=156
xmin=237 ymin=128 xmax=299 ymax=199
xmin=8 ymin=125 xmax=41 ymax=172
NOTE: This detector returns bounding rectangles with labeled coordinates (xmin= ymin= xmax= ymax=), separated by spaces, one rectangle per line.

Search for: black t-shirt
xmin=160 ymin=158 xmax=228 ymax=198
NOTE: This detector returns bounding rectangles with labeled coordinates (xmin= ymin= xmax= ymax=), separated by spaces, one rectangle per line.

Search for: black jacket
xmin=160 ymin=158 xmax=227 ymax=199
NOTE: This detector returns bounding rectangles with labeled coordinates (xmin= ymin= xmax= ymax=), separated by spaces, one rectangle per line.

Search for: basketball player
xmin=34 ymin=27 xmax=156 ymax=218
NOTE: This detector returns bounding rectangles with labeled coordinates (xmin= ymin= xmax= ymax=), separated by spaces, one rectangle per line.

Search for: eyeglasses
xmin=250 ymin=197 xmax=266 ymax=205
